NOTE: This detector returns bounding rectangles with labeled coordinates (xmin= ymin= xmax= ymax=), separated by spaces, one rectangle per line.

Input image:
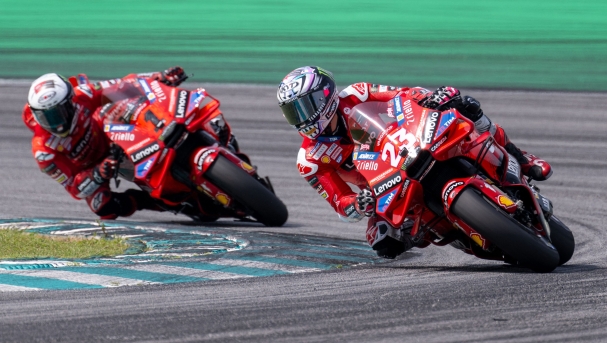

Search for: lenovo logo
xmin=130 ymin=143 xmax=160 ymax=163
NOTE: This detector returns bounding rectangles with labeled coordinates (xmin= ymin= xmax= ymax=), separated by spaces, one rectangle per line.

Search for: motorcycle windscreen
xmin=347 ymin=101 xmax=395 ymax=147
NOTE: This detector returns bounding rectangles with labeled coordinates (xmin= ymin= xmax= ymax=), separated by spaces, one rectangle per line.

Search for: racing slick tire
xmin=548 ymin=215 xmax=575 ymax=265
xmin=451 ymin=188 xmax=560 ymax=273
xmin=205 ymin=155 xmax=288 ymax=227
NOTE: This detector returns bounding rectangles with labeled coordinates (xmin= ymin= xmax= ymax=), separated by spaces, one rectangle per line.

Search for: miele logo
xmin=130 ymin=143 xmax=160 ymax=163
xmin=423 ymin=111 xmax=440 ymax=144
xmin=175 ymin=90 xmax=188 ymax=118
xmin=373 ymin=172 xmax=402 ymax=196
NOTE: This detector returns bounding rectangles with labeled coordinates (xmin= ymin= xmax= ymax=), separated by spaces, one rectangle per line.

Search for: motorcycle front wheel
xmin=205 ymin=155 xmax=288 ymax=227
xmin=451 ymin=187 xmax=560 ymax=273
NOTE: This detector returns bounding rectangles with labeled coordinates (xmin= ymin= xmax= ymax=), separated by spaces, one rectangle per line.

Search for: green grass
xmin=0 ymin=228 xmax=129 ymax=259
xmin=1 ymin=0 xmax=606 ymax=90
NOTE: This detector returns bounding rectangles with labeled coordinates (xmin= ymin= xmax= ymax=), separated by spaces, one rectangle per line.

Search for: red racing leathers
xmin=23 ymin=72 xmax=170 ymax=219
xmin=296 ymin=83 xmax=525 ymax=248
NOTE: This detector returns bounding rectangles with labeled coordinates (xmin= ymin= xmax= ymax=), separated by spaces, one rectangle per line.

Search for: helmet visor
xmin=31 ymin=99 xmax=74 ymax=136
xmin=280 ymin=89 xmax=330 ymax=128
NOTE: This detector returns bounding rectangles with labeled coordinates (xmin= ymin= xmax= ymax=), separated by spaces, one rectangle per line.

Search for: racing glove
xmin=159 ymin=66 xmax=188 ymax=87
xmin=455 ymin=95 xmax=484 ymax=122
xmin=356 ymin=189 xmax=376 ymax=217
xmin=422 ymin=86 xmax=461 ymax=110
xmin=93 ymin=156 xmax=119 ymax=183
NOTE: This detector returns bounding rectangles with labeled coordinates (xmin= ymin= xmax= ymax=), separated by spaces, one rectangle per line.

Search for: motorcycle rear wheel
xmin=548 ymin=215 xmax=575 ymax=265
xmin=452 ymin=188 xmax=560 ymax=273
xmin=205 ymin=155 xmax=288 ymax=227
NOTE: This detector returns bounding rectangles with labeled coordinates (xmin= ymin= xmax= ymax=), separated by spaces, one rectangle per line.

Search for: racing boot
xmin=504 ymin=142 xmax=552 ymax=181
xmin=125 ymin=189 xmax=166 ymax=212
xmin=94 ymin=189 xmax=164 ymax=220
xmin=494 ymin=125 xmax=552 ymax=181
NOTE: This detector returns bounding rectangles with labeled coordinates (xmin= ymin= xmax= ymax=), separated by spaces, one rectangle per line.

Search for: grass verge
xmin=0 ymin=228 xmax=129 ymax=259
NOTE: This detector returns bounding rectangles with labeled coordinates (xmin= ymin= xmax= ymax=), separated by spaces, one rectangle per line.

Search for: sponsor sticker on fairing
xmin=136 ymin=157 xmax=156 ymax=178
xmin=195 ymin=148 xmax=216 ymax=171
xmin=443 ymin=181 xmax=464 ymax=206
xmin=354 ymin=152 xmax=379 ymax=161
xmin=436 ymin=112 xmax=455 ymax=136
xmin=398 ymin=179 xmax=411 ymax=198
xmin=372 ymin=172 xmax=402 ymax=196
xmin=430 ymin=134 xmax=448 ymax=152
xmin=150 ymin=80 xmax=167 ymax=103
xmin=130 ymin=143 xmax=160 ymax=164
xmin=137 ymin=79 xmax=156 ymax=103
xmin=104 ymin=124 xmax=134 ymax=132
xmin=507 ymin=154 xmax=520 ymax=176
xmin=187 ymin=89 xmax=206 ymax=113
xmin=395 ymin=96 xmax=405 ymax=126
xmin=377 ymin=190 xmax=397 ymax=213
xmin=422 ymin=111 xmax=440 ymax=144
xmin=174 ymin=90 xmax=189 ymax=118
xmin=110 ymin=132 xmax=135 ymax=142
xmin=356 ymin=160 xmax=378 ymax=171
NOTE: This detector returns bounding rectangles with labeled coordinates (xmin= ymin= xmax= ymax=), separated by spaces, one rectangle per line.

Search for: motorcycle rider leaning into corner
xmin=23 ymin=66 xmax=244 ymax=220
xmin=277 ymin=66 xmax=553 ymax=259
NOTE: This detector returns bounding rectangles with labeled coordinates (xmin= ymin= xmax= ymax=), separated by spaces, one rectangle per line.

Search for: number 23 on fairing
xmin=381 ymin=128 xmax=417 ymax=168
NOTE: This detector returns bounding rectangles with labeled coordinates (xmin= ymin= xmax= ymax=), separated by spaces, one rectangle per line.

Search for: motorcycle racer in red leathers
xmin=277 ymin=66 xmax=553 ymax=259
xmin=23 ymin=67 xmax=215 ymax=219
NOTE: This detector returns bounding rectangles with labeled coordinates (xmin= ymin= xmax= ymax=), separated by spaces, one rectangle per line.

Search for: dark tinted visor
xmin=31 ymin=99 xmax=74 ymax=136
xmin=280 ymin=89 xmax=329 ymax=127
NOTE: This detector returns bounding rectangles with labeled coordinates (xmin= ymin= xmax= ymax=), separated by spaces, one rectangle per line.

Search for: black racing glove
xmin=356 ymin=189 xmax=376 ymax=217
xmin=422 ymin=86 xmax=461 ymax=110
xmin=93 ymin=156 xmax=119 ymax=183
xmin=159 ymin=66 xmax=188 ymax=87
xmin=455 ymin=95 xmax=484 ymax=122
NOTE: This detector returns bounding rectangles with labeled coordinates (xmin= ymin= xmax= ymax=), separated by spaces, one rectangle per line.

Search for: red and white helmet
xmin=277 ymin=66 xmax=339 ymax=139
xmin=28 ymin=73 xmax=75 ymax=137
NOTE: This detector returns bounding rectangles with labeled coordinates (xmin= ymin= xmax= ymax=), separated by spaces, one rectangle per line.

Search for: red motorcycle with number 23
xmin=93 ymin=77 xmax=288 ymax=226
xmin=348 ymin=93 xmax=574 ymax=272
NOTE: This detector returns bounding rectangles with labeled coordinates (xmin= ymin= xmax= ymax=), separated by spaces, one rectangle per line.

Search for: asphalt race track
xmin=1 ymin=80 xmax=606 ymax=342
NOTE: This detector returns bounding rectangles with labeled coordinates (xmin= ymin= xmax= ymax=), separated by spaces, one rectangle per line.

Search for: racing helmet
xmin=27 ymin=73 xmax=75 ymax=137
xmin=277 ymin=66 xmax=339 ymax=139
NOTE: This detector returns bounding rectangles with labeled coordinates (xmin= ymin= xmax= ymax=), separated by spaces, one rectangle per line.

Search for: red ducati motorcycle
xmin=88 ymin=76 xmax=288 ymax=226
xmin=348 ymin=93 xmax=574 ymax=272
